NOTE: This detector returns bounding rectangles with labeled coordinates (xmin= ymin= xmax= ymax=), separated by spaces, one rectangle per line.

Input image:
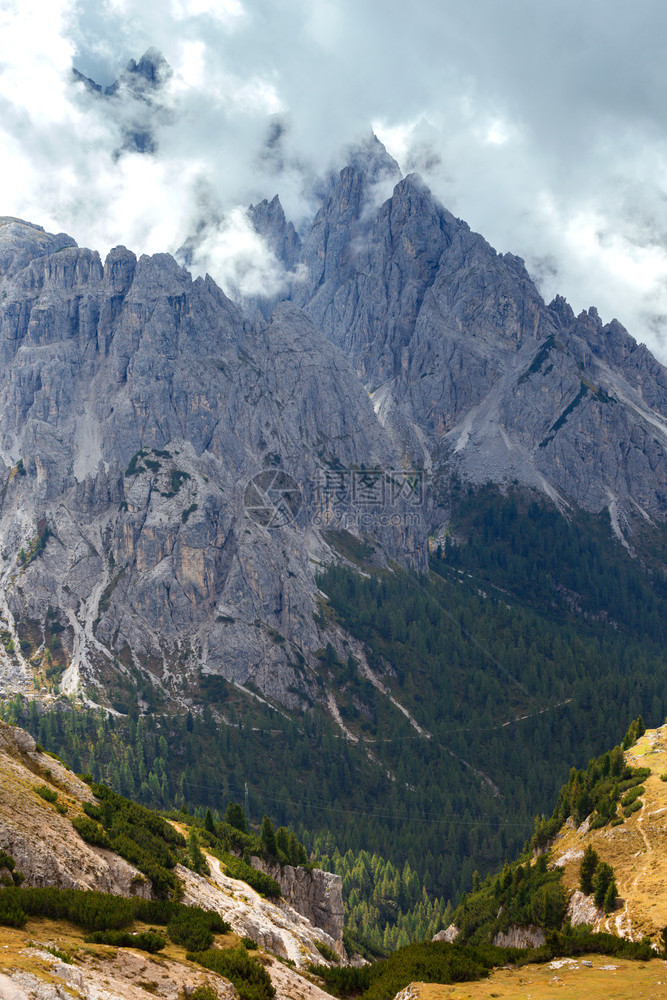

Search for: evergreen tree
xmin=188 ymin=828 xmax=208 ymax=875
xmin=224 ymin=802 xmax=247 ymax=833
xmin=579 ymin=845 xmax=600 ymax=895
xmin=261 ymin=816 xmax=278 ymax=861
xmin=592 ymin=862 xmax=615 ymax=908
xmin=204 ymin=809 xmax=215 ymax=834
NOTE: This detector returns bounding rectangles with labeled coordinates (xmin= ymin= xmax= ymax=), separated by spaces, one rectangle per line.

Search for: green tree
xmin=204 ymin=809 xmax=215 ymax=835
xmin=261 ymin=816 xmax=278 ymax=861
xmin=579 ymin=845 xmax=600 ymax=895
xmin=603 ymin=879 xmax=618 ymax=914
xmin=188 ymin=828 xmax=208 ymax=876
xmin=592 ymin=862 xmax=615 ymax=908
xmin=224 ymin=802 xmax=247 ymax=833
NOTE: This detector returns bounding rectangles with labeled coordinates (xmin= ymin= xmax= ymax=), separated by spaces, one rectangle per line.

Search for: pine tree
xmin=187 ymin=827 xmax=208 ymax=875
xmin=579 ymin=845 xmax=600 ymax=895
xmin=261 ymin=815 xmax=278 ymax=860
xmin=204 ymin=808 xmax=215 ymax=834
xmin=592 ymin=862 xmax=615 ymax=908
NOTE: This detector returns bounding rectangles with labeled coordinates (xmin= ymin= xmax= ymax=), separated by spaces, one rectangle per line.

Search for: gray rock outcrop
xmin=0 ymin=216 xmax=423 ymax=708
xmin=250 ymin=857 xmax=345 ymax=955
xmin=492 ymin=924 xmax=546 ymax=948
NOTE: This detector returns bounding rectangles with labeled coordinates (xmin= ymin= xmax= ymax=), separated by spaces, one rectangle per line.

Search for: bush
xmin=84 ymin=929 xmax=166 ymax=953
xmin=188 ymin=946 xmax=276 ymax=1000
xmin=221 ymin=854 xmax=281 ymax=898
xmin=314 ymin=939 xmax=340 ymax=963
xmin=72 ymin=815 xmax=112 ymax=849
xmin=34 ymin=785 xmax=57 ymax=804
xmin=191 ymin=989 xmax=220 ymax=1000
xmin=167 ymin=912 xmax=215 ymax=951
xmin=0 ymin=897 xmax=27 ymax=928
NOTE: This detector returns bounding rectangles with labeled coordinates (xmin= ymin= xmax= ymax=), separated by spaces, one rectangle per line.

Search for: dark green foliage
xmin=260 ymin=815 xmax=277 ymax=861
xmin=308 ymin=963 xmax=373 ymax=997
xmin=125 ymin=450 xmax=148 ymax=476
xmin=542 ymin=748 xmax=649 ymax=833
xmin=314 ymin=845 xmax=448 ymax=952
xmin=188 ymin=946 xmax=276 ymax=1000
xmin=620 ymin=785 xmax=644 ymax=808
xmin=592 ymin=862 xmax=615 ymax=909
xmin=190 ymin=989 xmax=219 ymax=1000
xmin=0 ymin=894 xmax=28 ymax=928
xmin=34 ymin=784 xmax=58 ymax=803
xmin=0 ymin=849 xmax=24 ymax=887
xmin=224 ymin=803 xmax=247 ymax=833
xmin=529 ymin=882 xmax=567 ymax=929
xmin=161 ymin=469 xmax=191 ymax=497
xmin=182 ymin=503 xmax=198 ymax=524
xmin=435 ymin=487 xmax=667 ymax=643
xmin=0 ymin=886 xmax=228 ymax=942
xmin=451 ymin=859 xmax=566 ymax=945
xmin=579 ymin=845 xmax=599 ymax=895
xmin=72 ymin=815 xmax=112 ymax=848
xmin=314 ymin=938 xmax=339 ymax=963
xmin=360 ymin=941 xmax=492 ymax=1000
xmin=167 ymin=910 xmax=217 ymax=951
xmin=220 ymin=853 xmax=281 ymax=898
xmin=241 ymin=936 xmax=258 ymax=949
xmin=83 ymin=783 xmax=184 ymax=897
xmin=623 ymin=716 xmax=647 ymax=749
xmin=204 ymin=809 xmax=215 ymax=834
xmin=187 ymin=827 xmax=209 ymax=875
xmin=84 ymin=929 xmax=166 ymax=953
xmin=623 ymin=799 xmax=643 ymax=817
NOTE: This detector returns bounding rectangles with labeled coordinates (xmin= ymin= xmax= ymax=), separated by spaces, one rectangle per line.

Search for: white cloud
xmin=1 ymin=0 xmax=667 ymax=360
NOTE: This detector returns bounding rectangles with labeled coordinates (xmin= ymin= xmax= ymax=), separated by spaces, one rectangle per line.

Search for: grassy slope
xmin=410 ymin=956 xmax=667 ymax=1000
xmin=551 ymin=723 xmax=667 ymax=941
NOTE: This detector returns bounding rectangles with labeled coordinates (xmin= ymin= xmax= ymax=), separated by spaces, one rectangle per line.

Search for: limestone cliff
xmin=250 ymin=857 xmax=345 ymax=955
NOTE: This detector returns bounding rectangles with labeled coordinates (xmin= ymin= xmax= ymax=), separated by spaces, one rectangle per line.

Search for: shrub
xmin=190 ymin=989 xmax=220 ymax=1000
xmin=221 ymin=853 xmax=281 ymax=898
xmin=34 ymin=785 xmax=57 ymax=804
xmin=314 ymin=939 xmax=340 ymax=963
xmin=72 ymin=816 xmax=111 ymax=849
xmin=84 ymin=930 xmax=166 ymax=953
xmin=188 ymin=946 xmax=276 ymax=1000
xmin=167 ymin=912 xmax=214 ymax=951
xmin=623 ymin=799 xmax=643 ymax=818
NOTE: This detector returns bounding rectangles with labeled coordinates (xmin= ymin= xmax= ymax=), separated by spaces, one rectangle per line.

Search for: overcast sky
xmin=2 ymin=0 xmax=667 ymax=358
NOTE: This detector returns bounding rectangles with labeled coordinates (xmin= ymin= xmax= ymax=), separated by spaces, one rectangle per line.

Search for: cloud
xmin=1 ymin=0 xmax=667 ymax=359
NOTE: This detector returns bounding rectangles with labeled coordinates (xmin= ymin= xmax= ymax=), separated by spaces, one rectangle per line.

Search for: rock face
xmin=567 ymin=889 xmax=603 ymax=927
xmin=432 ymin=923 xmax=459 ymax=943
xmin=3 ymin=134 xmax=667 ymax=711
xmin=0 ymin=216 xmax=423 ymax=709
xmin=180 ymin=859 xmax=343 ymax=969
xmin=492 ymin=924 xmax=546 ymax=949
xmin=0 ymin=721 xmax=150 ymax=896
xmin=263 ymin=139 xmax=667 ymax=531
xmin=250 ymin=858 xmax=345 ymax=955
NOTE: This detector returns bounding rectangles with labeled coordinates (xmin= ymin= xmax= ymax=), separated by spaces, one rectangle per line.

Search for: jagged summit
xmin=72 ymin=48 xmax=173 ymax=154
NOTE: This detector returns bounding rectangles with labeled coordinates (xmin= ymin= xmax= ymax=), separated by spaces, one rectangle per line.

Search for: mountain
xmin=257 ymin=137 xmax=667 ymax=532
xmin=0 ymin=215 xmax=422 ymax=712
xmin=3 ymin=127 xmax=667 ymax=929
